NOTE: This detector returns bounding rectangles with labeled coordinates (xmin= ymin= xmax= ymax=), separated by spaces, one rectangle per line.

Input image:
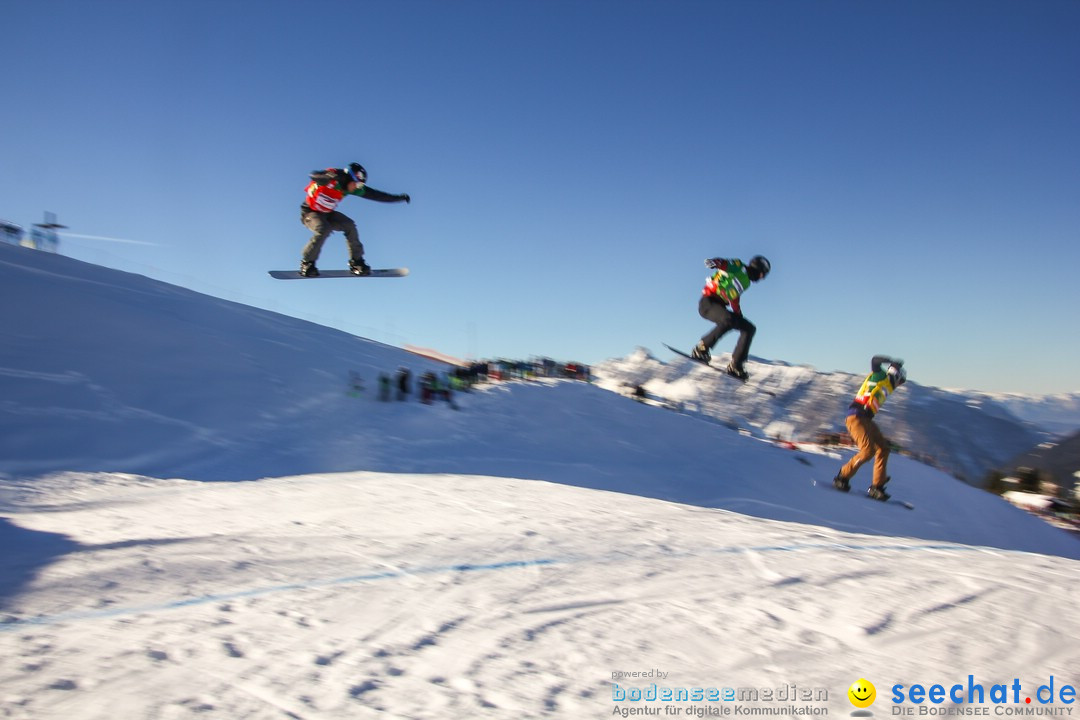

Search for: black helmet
xmin=748 ymin=255 xmax=771 ymax=280
xmin=887 ymin=363 xmax=907 ymax=388
xmin=347 ymin=162 xmax=367 ymax=185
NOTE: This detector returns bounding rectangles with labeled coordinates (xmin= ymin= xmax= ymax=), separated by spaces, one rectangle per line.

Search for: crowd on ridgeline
xmin=455 ymin=357 xmax=591 ymax=384
xmin=347 ymin=357 xmax=592 ymax=409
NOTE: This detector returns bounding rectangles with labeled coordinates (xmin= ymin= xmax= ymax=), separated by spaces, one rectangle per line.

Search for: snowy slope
xmin=2 ymin=243 xmax=1080 ymax=719
xmin=592 ymin=348 xmax=1046 ymax=485
xmin=0 ymin=243 xmax=449 ymax=480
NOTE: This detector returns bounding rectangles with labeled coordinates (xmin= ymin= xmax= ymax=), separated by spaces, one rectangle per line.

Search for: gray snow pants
xmin=300 ymin=208 xmax=364 ymax=264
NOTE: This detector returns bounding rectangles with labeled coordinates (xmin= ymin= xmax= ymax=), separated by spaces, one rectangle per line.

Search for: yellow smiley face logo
xmin=848 ymin=679 xmax=876 ymax=708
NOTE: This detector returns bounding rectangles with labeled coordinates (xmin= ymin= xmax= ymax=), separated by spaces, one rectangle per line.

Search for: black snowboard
xmin=663 ymin=343 xmax=774 ymax=395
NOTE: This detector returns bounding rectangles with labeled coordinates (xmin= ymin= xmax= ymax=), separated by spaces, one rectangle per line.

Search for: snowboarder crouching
xmin=690 ymin=255 xmax=771 ymax=380
xmin=299 ymin=162 xmax=410 ymax=277
xmin=833 ymin=355 xmax=907 ymax=501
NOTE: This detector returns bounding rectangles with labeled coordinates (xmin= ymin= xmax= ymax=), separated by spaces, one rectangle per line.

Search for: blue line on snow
xmin=1 ymin=542 xmax=994 ymax=631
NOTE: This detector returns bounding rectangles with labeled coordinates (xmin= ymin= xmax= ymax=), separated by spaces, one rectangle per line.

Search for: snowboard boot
xmin=690 ymin=342 xmax=711 ymax=364
xmin=867 ymin=478 xmax=891 ymax=502
xmin=300 ymin=260 xmax=320 ymax=278
xmin=349 ymin=259 xmax=371 ymax=276
xmin=833 ymin=474 xmax=850 ymax=492
xmin=725 ymin=363 xmax=749 ymax=382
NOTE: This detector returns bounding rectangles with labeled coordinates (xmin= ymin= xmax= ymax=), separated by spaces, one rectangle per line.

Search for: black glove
xmin=399 ymin=193 xmax=411 ymax=204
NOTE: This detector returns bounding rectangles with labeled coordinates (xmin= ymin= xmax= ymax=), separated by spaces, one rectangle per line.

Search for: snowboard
xmin=663 ymin=343 xmax=775 ymax=394
xmin=269 ymin=268 xmax=409 ymax=280
xmin=811 ymin=477 xmax=914 ymax=510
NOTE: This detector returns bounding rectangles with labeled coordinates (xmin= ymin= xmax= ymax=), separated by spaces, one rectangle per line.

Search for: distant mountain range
xmin=592 ymin=348 xmax=1080 ymax=486
xmin=976 ymin=393 xmax=1080 ymax=438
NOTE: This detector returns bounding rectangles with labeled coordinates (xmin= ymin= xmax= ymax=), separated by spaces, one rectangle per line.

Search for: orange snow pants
xmin=839 ymin=413 xmax=890 ymax=488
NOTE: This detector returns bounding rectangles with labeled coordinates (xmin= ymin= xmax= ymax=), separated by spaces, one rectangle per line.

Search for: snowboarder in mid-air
xmin=833 ymin=355 xmax=907 ymax=501
xmin=299 ymin=162 xmax=410 ymax=277
xmin=689 ymin=255 xmax=771 ymax=380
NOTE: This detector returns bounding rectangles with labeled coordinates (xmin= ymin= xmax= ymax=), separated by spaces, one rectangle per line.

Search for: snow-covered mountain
xmin=980 ymin=392 xmax=1080 ymax=438
xmin=2 ymin=242 xmax=1080 ymax=719
xmin=592 ymin=348 xmax=1047 ymax=486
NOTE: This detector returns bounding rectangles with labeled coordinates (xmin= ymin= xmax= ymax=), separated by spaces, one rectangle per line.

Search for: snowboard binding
xmin=867 ymin=477 xmax=892 ymax=502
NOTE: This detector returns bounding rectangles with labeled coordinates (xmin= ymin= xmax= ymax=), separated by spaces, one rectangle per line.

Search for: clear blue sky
xmin=2 ymin=1 xmax=1078 ymax=394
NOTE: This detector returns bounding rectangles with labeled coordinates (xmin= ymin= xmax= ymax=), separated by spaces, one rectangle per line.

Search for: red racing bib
xmin=305 ymin=181 xmax=345 ymax=213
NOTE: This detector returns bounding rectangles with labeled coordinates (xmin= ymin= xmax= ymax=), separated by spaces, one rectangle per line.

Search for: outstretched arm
xmin=355 ymin=186 xmax=410 ymax=203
